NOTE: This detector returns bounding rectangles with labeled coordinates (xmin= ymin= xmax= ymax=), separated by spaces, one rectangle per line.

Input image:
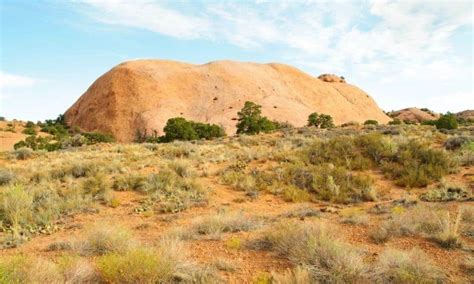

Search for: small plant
xmin=191 ymin=212 xmax=262 ymax=239
xmin=432 ymin=210 xmax=463 ymax=249
xmin=0 ymin=169 xmax=15 ymax=185
xmin=420 ymin=181 xmax=469 ymax=202
xmin=444 ymin=136 xmax=471 ymax=150
xmin=12 ymin=147 xmax=33 ymax=160
xmin=262 ymin=221 xmax=367 ymax=282
xmin=373 ymin=248 xmax=445 ymax=282
xmin=80 ymin=224 xmax=133 ymax=255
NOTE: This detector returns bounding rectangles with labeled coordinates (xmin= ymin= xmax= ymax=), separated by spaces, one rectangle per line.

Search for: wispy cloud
xmin=0 ymin=71 xmax=38 ymax=89
xmin=72 ymin=0 xmax=473 ymax=112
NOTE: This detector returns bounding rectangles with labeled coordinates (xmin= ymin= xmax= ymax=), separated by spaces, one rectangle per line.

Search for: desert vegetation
xmin=0 ymin=117 xmax=472 ymax=282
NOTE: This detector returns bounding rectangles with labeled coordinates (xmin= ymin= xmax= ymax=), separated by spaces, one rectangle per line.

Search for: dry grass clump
xmin=190 ymin=212 xmax=263 ymax=239
xmin=11 ymin=147 xmax=34 ymax=160
xmin=373 ymin=248 xmax=445 ymax=283
xmin=279 ymin=205 xmax=320 ymax=219
xmin=79 ymin=223 xmax=134 ymax=255
xmin=0 ymin=168 xmax=15 ymax=185
xmin=261 ymin=221 xmax=368 ymax=282
xmin=370 ymin=206 xmax=463 ymax=249
xmin=0 ymin=255 xmax=64 ymax=283
xmin=339 ymin=207 xmax=369 ymax=225
xmin=97 ymin=238 xmax=216 ymax=283
xmin=270 ymin=266 xmax=312 ymax=284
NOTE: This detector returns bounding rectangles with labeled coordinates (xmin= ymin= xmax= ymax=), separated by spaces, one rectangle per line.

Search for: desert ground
xmin=0 ymin=121 xmax=473 ymax=283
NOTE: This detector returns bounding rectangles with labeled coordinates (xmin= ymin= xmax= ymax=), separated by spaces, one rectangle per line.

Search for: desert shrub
xmin=271 ymin=266 xmax=312 ymax=283
xmin=97 ymin=239 xmax=215 ymax=283
xmin=354 ymin=132 xmax=395 ymax=164
xmin=420 ymin=181 xmax=470 ymax=202
xmin=389 ymin=118 xmax=402 ymax=125
xmin=82 ymin=131 xmax=115 ymax=144
xmin=431 ymin=210 xmax=463 ymax=249
xmin=112 ymin=174 xmax=147 ymax=192
xmin=98 ymin=247 xmax=173 ymax=283
xmin=236 ymin=101 xmax=276 ymax=134
xmin=369 ymin=226 xmax=391 ymax=244
xmin=0 ymin=116 xmax=5 ymax=121
xmin=22 ymin=127 xmax=37 ymax=135
xmin=82 ymin=174 xmax=110 ymax=200
xmin=444 ymin=136 xmax=471 ymax=150
xmin=382 ymin=140 xmax=456 ymax=187
xmin=373 ymin=248 xmax=445 ymax=283
xmin=307 ymin=136 xmax=371 ymax=170
xmin=436 ymin=113 xmax=458 ymax=130
xmin=80 ymin=224 xmax=133 ymax=255
xmin=191 ymin=212 xmax=262 ymax=239
xmin=262 ymin=221 xmax=367 ymax=282
xmin=339 ymin=207 xmax=369 ymax=225
xmin=364 ymin=119 xmax=378 ymax=125
xmin=57 ymin=256 xmax=99 ymax=283
xmin=12 ymin=147 xmax=33 ymax=160
xmin=168 ymin=160 xmax=195 ymax=178
xmin=47 ymin=240 xmax=73 ymax=251
xmin=282 ymin=185 xmax=311 ymax=202
xmin=0 ymin=255 xmax=64 ymax=283
xmin=377 ymin=205 xmax=464 ymax=248
xmin=14 ymin=135 xmax=61 ymax=152
xmin=279 ymin=206 xmax=320 ymax=219
xmin=0 ymin=184 xmax=33 ymax=231
xmin=311 ymin=166 xmax=376 ymax=203
xmin=0 ymin=169 xmax=15 ymax=185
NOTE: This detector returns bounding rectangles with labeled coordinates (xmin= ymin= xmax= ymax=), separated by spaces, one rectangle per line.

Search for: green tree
xmin=320 ymin=114 xmax=335 ymax=129
xmin=307 ymin=112 xmax=321 ymax=127
xmin=236 ymin=101 xmax=275 ymax=134
xmin=436 ymin=113 xmax=458 ymax=130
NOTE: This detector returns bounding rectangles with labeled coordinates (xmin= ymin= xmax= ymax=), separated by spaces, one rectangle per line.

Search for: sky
xmin=0 ymin=0 xmax=473 ymax=121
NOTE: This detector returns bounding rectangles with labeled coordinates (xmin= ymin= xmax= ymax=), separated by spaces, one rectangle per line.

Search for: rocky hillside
xmin=389 ymin=108 xmax=439 ymax=123
xmin=65 ymin=60 xmax=390 ymax=142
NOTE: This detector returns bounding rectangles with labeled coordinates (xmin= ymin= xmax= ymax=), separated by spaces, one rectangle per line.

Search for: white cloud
xmin=73 ymin=0 xmax=473 ymax=112
xmin=79 ymin=0 xmax=210 ymax=39
xmin=0 ymin=71 xmax=38 ymax=89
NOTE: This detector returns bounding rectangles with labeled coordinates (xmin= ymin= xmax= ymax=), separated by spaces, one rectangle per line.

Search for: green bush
xmin=364 ymin=119 xmax=378 ymax=125
xmin=22 ymin=127 xmax=37 ymax=135
xmin=382 ymin=140 xmax=456 ymax=187
xmin=236 ymin=101 xmax=276 ymax=134
xmin=82 ymin=132 xmax=115 ymax=144
xmin=388 ymin=118 xmax=402 ymax=125
xmin=25 ymin=121 xmax=35 ymax=128
xmin=162 ymin=117 xmax=225 ymax=142
xmin=436 ymin=113 xmax=458 ymax=130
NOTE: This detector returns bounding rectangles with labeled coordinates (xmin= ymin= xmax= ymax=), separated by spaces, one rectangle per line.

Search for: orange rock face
xmin=65 ymin=60 xmax=390 ymax=142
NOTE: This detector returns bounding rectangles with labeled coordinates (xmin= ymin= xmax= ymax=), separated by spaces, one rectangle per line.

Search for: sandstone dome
xmin=65 ymin=59 xmax=390 ymax=142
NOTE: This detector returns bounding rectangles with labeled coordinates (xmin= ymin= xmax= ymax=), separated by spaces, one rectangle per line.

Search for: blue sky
xmin=1 ymin=0 xmax=472 ymax=121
